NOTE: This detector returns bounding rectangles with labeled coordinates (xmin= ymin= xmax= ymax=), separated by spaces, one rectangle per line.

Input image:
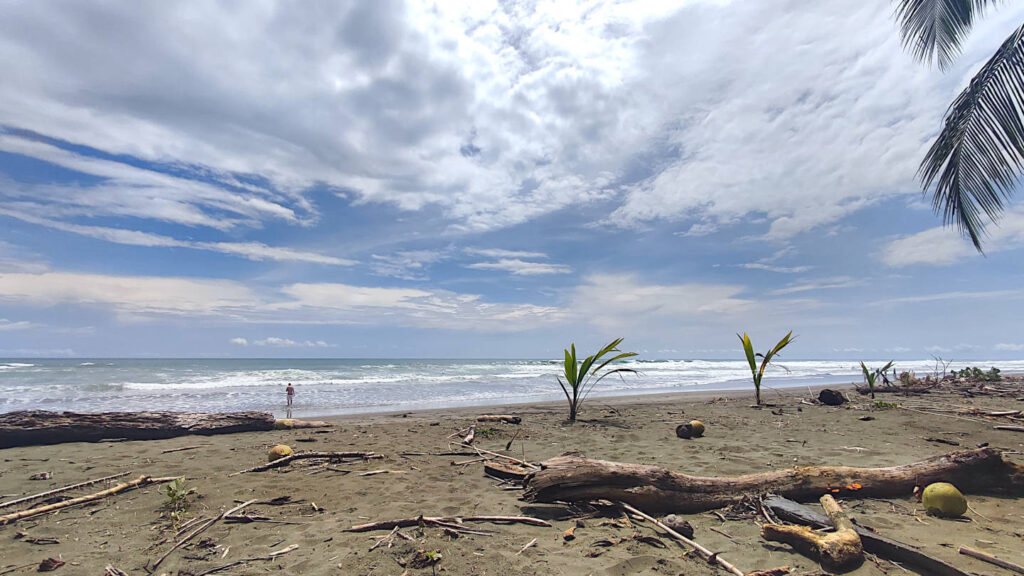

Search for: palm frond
xmin=920 ymin=21 xmax=1024 ymax=250
xmin=895 ymin=0 xmax=999 ymax=69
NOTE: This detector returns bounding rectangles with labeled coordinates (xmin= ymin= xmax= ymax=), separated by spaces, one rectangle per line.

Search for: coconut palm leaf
xmin=895 ymin=0 xmax=999 ymax=70
xmin=919 ymin=21 xmax=1024 ymax=250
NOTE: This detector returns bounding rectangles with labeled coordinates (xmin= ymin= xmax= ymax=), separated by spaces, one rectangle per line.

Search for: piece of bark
xmin=523 ymin=448 xmax=1024 ymax=513
xmin=345 ymin=515 xmax=551 ymax=532
xmin=476 ymin=415 xmax=522 ymax=424
xmin=0 ymin=410 xmax=275 ymax=448
xmin=0 ymin=472 xmax=131 ymax=510
xmin=762 ymin=495 xmax=863 ymax=571
xmin=483 ymin=461 xmax=531 ymax=481
xmin=463 ymin=424 xmax=476 ymax=445
xmin=229 ymin=451 xmax=379 ymax=476
xmin=763 ymin=495 xmax=969 ymax=576
xmin=0 ymin=475 xmax=178 ymax=525
xmin=959 ymin=546 xmax=1024 ymax=574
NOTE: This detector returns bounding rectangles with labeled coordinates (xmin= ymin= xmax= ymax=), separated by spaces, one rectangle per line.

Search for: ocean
xmin=2 ymin=358 xmax=1021 ymax=418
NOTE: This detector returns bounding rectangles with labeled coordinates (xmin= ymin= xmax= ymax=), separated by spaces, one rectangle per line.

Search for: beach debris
xmin=0 ymin=410 xmax=276 ymax=448
xmin=660 ymin=514 xmax=694 ymax=538
xmin=763 ymin=494 xmax=969 ymax=576
xmin=0 ymin=471 xmax=131 ymax=510
xmin=160 ymin=444 xmax=211 ymax=454
xmin=37 ymin=557 xmax=65 ymax=572
xmin=476 ymin=414 xmax=522 ymax=424
xmin=408 ymin=549 xmax=442 ymax=569
xmin=995 ymin=425 xmax=1024 ymax=433
xmin=13 ymin=532 xmax=59 ymax=545
xmin=104 ymin=566 xmax=130 ymax=576
xmin=922 ymin=482 xmax=968 ymax=518
xmin=523 ymin=448 xmax=1024 ymax=514
xmin=28 ymin=472 xmax=51 ymax=481
xmin=515 ymin=538 xmax=538 ymax=556
xmin=675 ymin=420 xmax=705 ymax=439
xmin=229 ymin=450 xmax=380 ymax=476
xmin=273 ymin=418 xmax=333 ymax=429
xmin=817 ymin=389 xmax=846 ymax=406
xmin=483 ymin=460 xmax=531 ymax=481
xmin=762 ymin=494 xmax=863 ymax=571
xmin=191 ymin=544 xmax=298 ymax=576
xmin=925 ymin=437 xmax=960 ymax=446
xmin=152 ymin=499 xmax=258 ymax=569
xmin=620 ymin=502 xmax=748 ymax=576
xmin=0 ymin=475 xmax=179 ymax=526
xmin=345 ymin=514 xmax=552 ymax=532
xmin=958 ymin=545 xmax=1024 ymax=574
xmin=268 ymin=444 xmax=294 ymax=462
xmin=562 ymin=525 xmax=577 ymax=540
xmin=462 ymin=424 xmax=476 ymax=445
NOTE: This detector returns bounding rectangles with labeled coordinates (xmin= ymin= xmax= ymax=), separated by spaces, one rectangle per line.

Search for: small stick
xmin=0 ymin=563 xmax=37 ymax=576
xmin=460 ymin=443 xmax=538 ymax=470
xmin=152 ymin=499 xmax=257 ymax=568
xmin=959 ymin=546 xmax=1024 ymax=574
xmin=0 ymin=471 xmax=132 ymax=510
xmin=345 ymin=515 xmax=552 ymax=532
xmin=0 ymin=475 xmax=177 ymax=525
xmin=229 ymin=451 xmax=378 ymax=476
xmin=504 ymin=427 xmax=521 ymax=451
xmin=620 ymin=502 xmax=744 ymax=576
xmin=193 ymin=544 xmax=299 ymax=576
xmin=994 ymin=425 xmax=1024 ymax=433
xmin=515 ymin=538 xmax=538 ymax=556
xmin=161 ymin=445 xmax=209 ymax=454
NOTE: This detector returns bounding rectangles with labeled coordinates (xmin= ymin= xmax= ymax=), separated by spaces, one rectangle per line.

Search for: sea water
xmin=1 ymin=358 xmax=1021 ymax=418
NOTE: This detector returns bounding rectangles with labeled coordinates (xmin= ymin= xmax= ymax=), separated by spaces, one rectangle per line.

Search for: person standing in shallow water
xmin=286 ymin=383 xmax=295 ymax=407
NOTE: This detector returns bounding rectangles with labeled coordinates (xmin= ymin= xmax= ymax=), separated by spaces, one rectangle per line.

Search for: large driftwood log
xmin=0 ymin=410 xmax=275 ymax=448
xmin=523 ymin=448 xmax=1024 ymax=513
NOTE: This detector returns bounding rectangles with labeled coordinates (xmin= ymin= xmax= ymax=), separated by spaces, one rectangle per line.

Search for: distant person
xmin=286 ymin=383 xmax=295 ymax=407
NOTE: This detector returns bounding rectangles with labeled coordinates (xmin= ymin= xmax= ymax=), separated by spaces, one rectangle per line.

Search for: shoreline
xmin=1 ymin=382 xmax=1022 ymax=574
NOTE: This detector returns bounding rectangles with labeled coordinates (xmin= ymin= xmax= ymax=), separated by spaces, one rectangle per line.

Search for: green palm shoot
xmin=738 ymin=331 xmax=794 ymax=406
xmin=558 ymin=338 xmax=637 ymax=422
xmin=860 ymin=360 xmax=895 ymax=400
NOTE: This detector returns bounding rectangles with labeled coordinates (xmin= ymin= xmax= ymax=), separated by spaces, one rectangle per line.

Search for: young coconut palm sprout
xmin=860 ymin=360 xmax=895 ymax=399
xmin=739 ymin=331 xmax=794 ymax=406
xmin=558 ymin=338 xmax=637 ymax=422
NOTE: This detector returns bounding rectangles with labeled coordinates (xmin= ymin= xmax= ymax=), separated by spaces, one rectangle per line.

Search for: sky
xmin=2 ymin=0 xmax=1024 ymax=360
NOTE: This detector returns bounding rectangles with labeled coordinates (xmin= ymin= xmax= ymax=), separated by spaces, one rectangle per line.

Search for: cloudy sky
xmin=2 ymin=0 xmax=1024 ymax=359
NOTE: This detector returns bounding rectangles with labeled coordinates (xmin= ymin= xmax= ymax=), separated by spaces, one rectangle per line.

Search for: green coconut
xmin=689 ymin=420 xmax=706 ymax=437
xmin=921 ymin=482 xmax=967 ymax=518
xmin=268 ymin=444 xmax=294 ymax=462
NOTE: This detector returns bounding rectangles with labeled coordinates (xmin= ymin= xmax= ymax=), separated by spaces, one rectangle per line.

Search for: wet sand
xmin=1 ymin=384 xmax=1023 ymax=575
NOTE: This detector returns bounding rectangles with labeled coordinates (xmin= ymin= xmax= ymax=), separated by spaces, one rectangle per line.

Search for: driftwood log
xmin=762 ymin=495 xmax=862 ymax=571
xmin=523 ymin=448 xmax=1024 ymax=513
xmin=763 ymin=495 xmax=969 ymax=576
xmin=0 ymin=410 xmax=275 ymax=448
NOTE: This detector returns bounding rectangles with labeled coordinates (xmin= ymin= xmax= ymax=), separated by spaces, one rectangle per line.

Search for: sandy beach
xmin=1 ymin=383 xmax=1023 ymax=576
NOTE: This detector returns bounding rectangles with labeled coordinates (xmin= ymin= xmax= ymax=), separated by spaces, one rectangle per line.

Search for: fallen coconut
xmin=921 ymin=482 xmax=967 ymax=518
xmin=268 ymin=444 xmax=294 ymax=462
xmin=675 ymin=420 xmax=706 ymax=439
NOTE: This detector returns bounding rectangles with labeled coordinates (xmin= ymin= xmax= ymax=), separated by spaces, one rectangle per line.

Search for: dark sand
xmin=1 ymin=384 xmax=1023 ymax=575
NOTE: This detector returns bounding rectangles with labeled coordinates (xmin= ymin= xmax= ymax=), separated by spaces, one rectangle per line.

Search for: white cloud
xmin=744 ymin=263 xmax=813 ymax=274
xmin=464 ymin=248 xmax=548 ymax=259
xmin=229 ymin=337 xmax=248 ymax=346
xmin=245 ymin=337 xmax=333 ymax=348
xmin=4 ymin=1 xmax=1020 ymax=235
xmin=995 ymin=343 xmax=1024 ymax=351
xmin=370 ymin=250 xmax=447 ymax=280
xmin=0 ymin=319 xmax=34 ymax=331
xmin=882 ymin=210 xmax=1024 ymax=266
xmin=872 ymin=290 xmax=1024 ymax=306
xmin=0 ymin=209 xmax=354 ymax=265
xmin=770 ymin=276 xmax=863 ymax=295
xmin=466 ymin=258 xmax=571 ymax=275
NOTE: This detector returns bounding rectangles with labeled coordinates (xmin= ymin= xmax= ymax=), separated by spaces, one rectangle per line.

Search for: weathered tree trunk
xmin=0 ymin=410 xmax=276 ymax=448
xmin=523 ymin=448 xmax=1024 ymax=513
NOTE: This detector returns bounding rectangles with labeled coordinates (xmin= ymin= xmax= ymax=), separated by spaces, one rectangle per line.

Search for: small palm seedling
xmin=860 ymin=361 xmax=894 ymax=399
xmin=738 ymin=331 xmax=794 ymax=406
xmin=558 ymin=338 xmax=637 ymax=422
xmin=161 ymin=477 xmax=197 ymax=528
